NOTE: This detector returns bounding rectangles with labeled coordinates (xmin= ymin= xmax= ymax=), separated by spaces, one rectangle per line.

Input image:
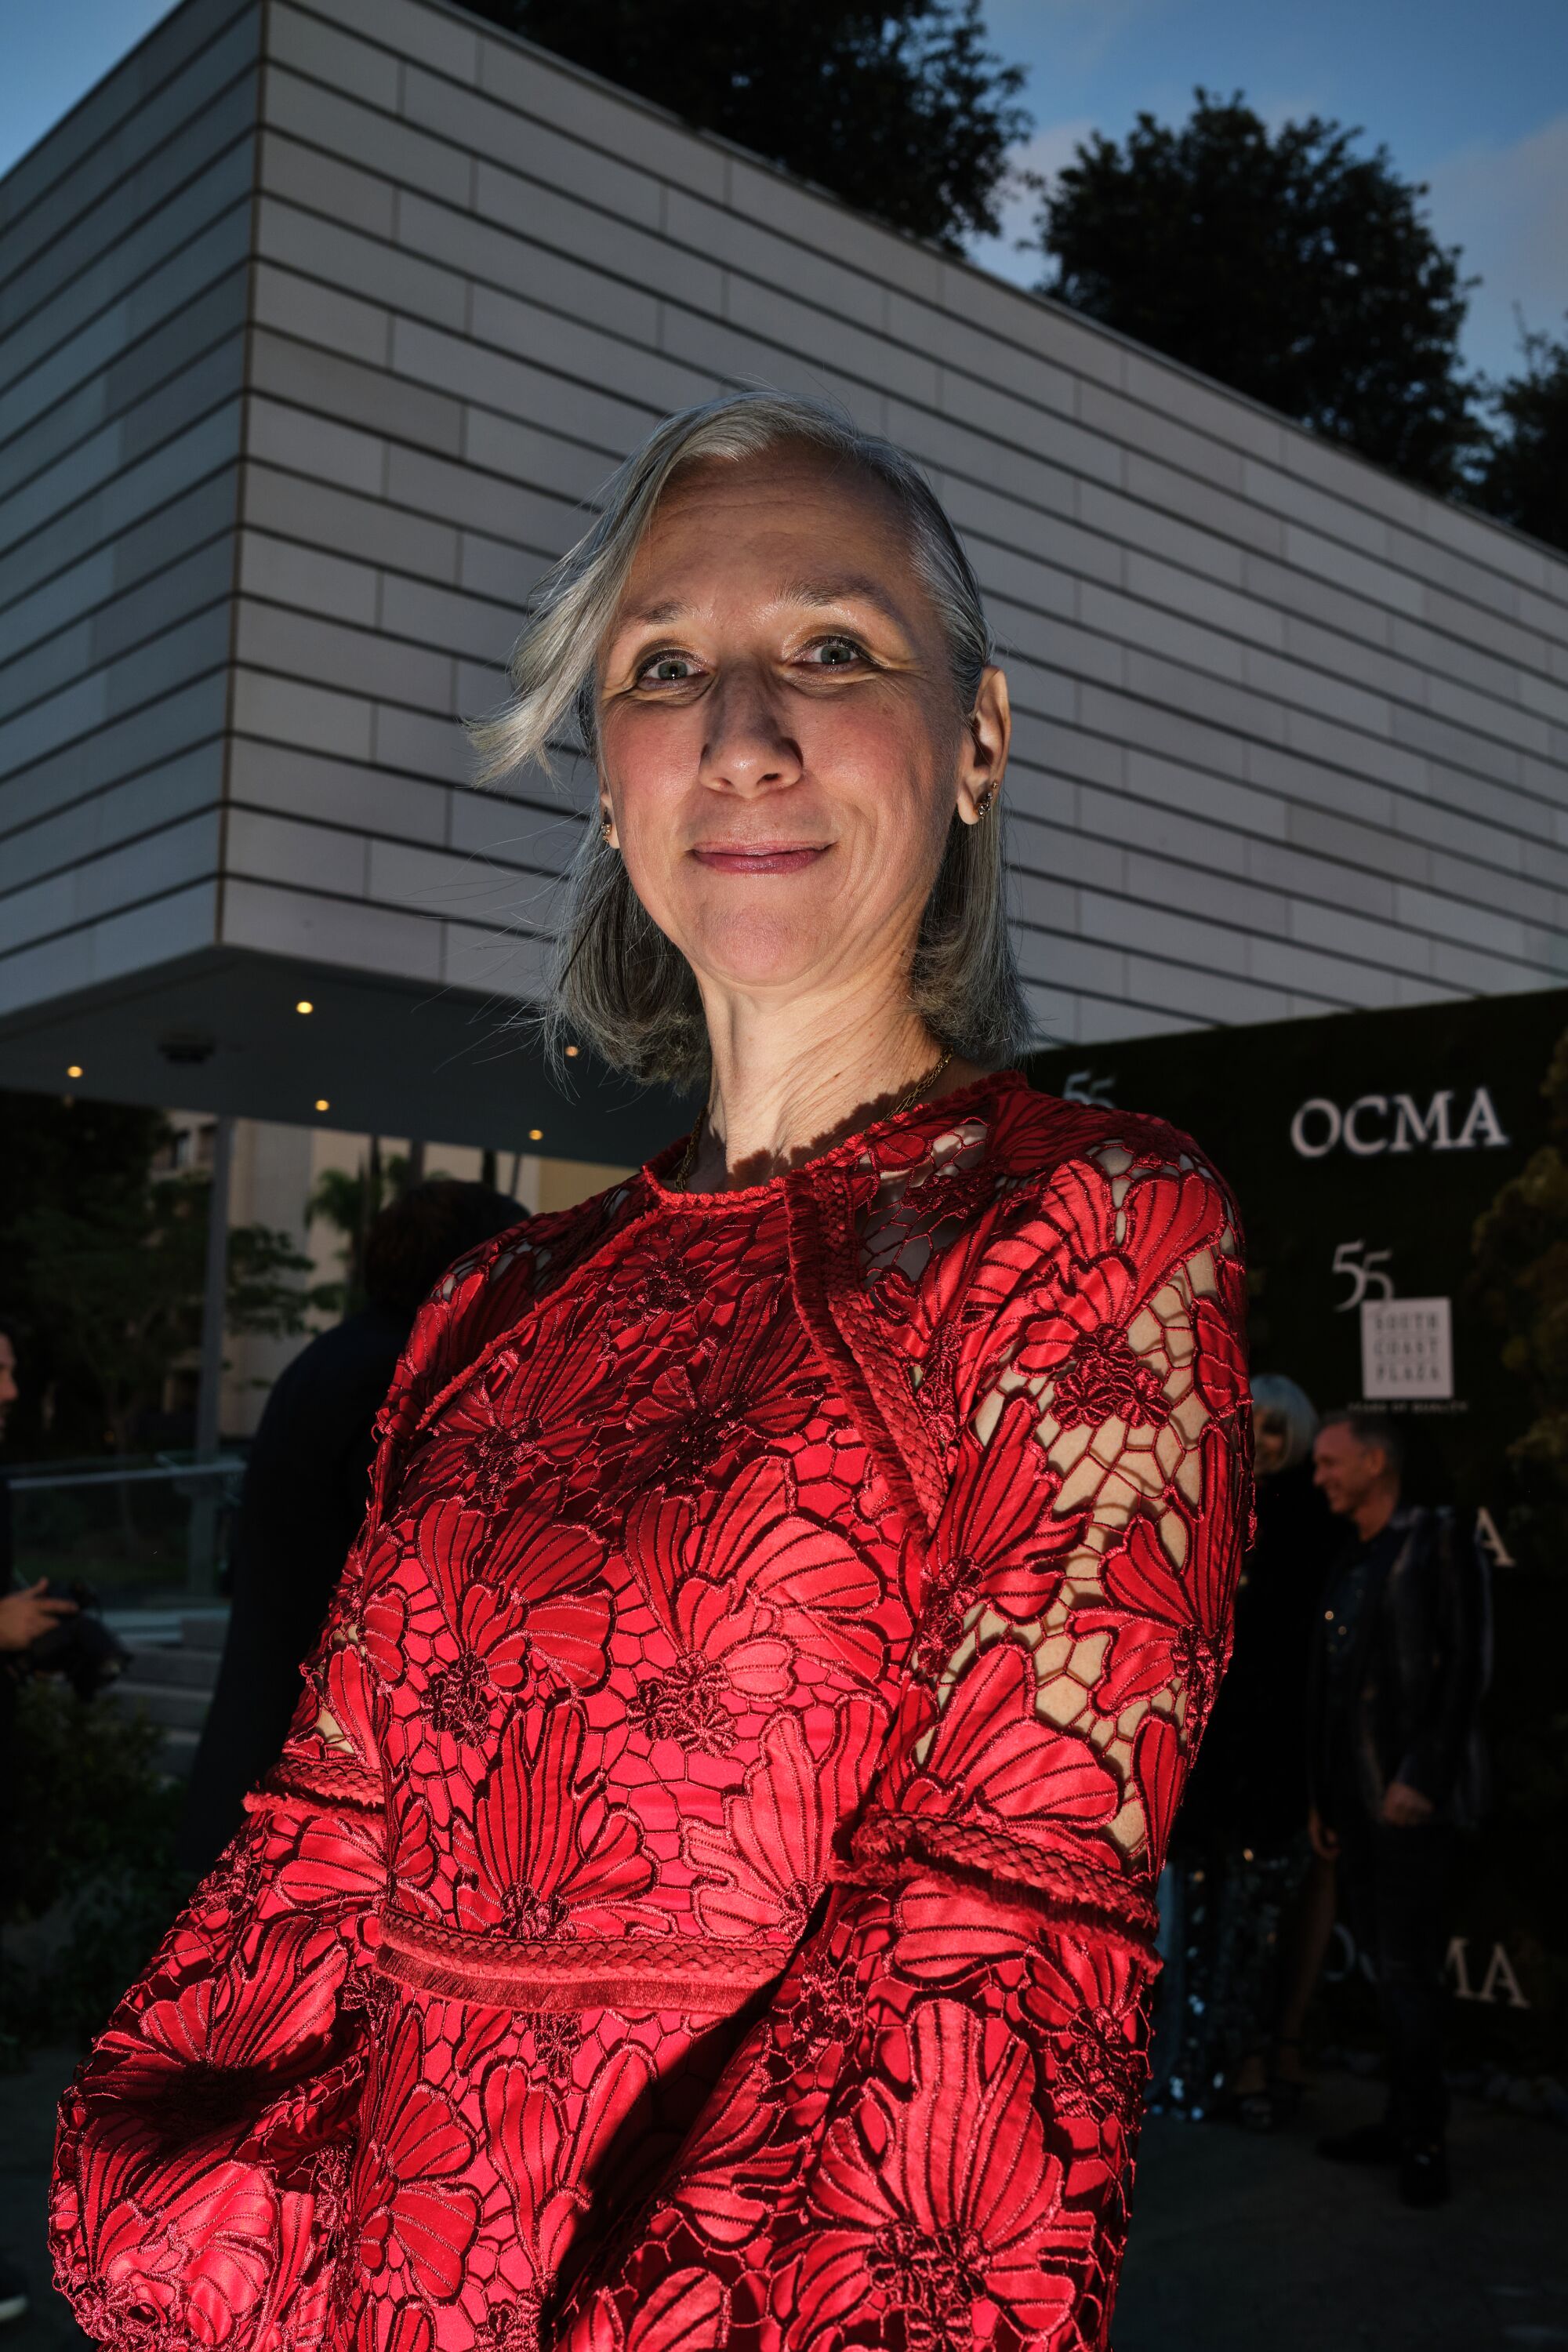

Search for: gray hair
xmin=470 ymin=390 xmax=1029 ymax=1088
xmin=1251 ymin=1374 xmax=1320 ymax=1473
xmin=1318 ymin=1406 xmax=1405 ymax=1478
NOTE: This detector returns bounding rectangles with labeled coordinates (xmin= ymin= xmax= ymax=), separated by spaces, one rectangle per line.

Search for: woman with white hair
xmin=53 ymin=393 xmax=1250 ymax=2351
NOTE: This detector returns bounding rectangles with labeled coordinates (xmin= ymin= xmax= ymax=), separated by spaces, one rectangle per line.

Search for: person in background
xmin=1155 ymin=1374 xmax=1334 ymax=2124
xmin=0 ymin=1316 xmax=77 ymax=2330
xmin=1308 ymin=1410 xmax=1490 ymax=2209
xmin=0 ymin=1319 xmax=81 ymax=1659
xmin=178 ymin=1181 xmax=522 ymax=1875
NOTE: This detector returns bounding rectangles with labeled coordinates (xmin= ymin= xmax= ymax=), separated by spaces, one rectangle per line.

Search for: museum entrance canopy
xmin=0 ymin=942 xmax=684 ymax=1161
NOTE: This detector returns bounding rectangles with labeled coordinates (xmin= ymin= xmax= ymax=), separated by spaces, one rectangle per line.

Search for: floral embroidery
xmin=1051 ymin=1327 xmax=1168 ymax=1428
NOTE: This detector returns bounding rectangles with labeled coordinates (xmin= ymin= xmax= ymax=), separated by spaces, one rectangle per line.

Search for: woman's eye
xmin=802 ymin=637 xmax=866 ymax=670
xmin=637 ymin=652 xmax=698 ymax=685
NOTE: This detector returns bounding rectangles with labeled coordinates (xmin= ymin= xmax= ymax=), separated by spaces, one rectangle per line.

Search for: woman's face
xmin=596 ymin=448 xmax=1009 ymax=1013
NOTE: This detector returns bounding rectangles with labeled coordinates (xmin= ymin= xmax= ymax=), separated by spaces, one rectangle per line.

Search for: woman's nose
xmin=697 ymin=670 xmax=804 ymax=794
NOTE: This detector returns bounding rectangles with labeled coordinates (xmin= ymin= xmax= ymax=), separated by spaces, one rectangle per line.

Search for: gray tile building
xmin=2 ymin=0 xmax=1566 ymax=1159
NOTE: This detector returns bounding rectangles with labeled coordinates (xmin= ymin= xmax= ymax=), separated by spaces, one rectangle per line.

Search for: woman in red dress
xmin=51 ymin=393 xmax=1250 ymax=2350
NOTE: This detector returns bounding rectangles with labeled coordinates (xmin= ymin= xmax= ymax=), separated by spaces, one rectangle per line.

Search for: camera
xmin=25 ymin=1581 xmax=132 ymax=1702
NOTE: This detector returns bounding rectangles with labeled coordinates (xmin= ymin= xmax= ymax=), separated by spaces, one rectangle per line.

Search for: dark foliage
xmin=1 ymin=1680 xmax=187 ymax=2057
xmin=1472 ymin=1025 xmax=1568 ymax=1512
xmin=1471 ymin=320 xmax=1568 ymax=557
xmin=1035 ymin=91 xmax=1483 ymax=495
xmin=0 ymin=1094 xmax=165 ymax=1456
xmin=2 ymin=1091 xmax=329 ymax=1458
xmin=457 ymin=0 xmax=1029 ymax=249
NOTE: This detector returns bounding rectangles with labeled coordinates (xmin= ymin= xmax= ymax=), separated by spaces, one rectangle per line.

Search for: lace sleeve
xmin=551 ymin=1142 xmax=1250 ymax=2352
xmin=49 ymin=1543 xmax=390 ymax=2351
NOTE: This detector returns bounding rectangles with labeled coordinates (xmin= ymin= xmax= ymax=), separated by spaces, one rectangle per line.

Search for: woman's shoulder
xmin=378 ymin=1173 xmax=648 ymax=1436
xmin=919 ymin=1078 xmax=1244 ymax=1345
xmin=987 ymin=1078 xmax=1239 ymax=1232
xmin=860 ymin=1076 xmax=1242 ymax=1382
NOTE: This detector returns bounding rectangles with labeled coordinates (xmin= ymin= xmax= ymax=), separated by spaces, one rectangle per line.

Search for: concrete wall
xmin=3 ymin=0 xmax=1566 ymax=1092
xmin=0 ymin=1 xmax=260 ymax=1016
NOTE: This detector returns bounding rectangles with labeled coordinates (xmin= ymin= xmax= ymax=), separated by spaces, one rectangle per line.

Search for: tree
xmin=9 ymin=1161 xmax=329 ymax=1457
xmin=1471 ymin=319 xmax=1568 ymax=557
xmin=456 ymin=0 xmax=1030 ymax=250
xmin=1472 ymin=1024 xmax=1568 ymax=1524
xmin=0 ymin=1092 xmax=167 ymax=1455
xmin=1034 ymin=91 xmax=1483 ymax=495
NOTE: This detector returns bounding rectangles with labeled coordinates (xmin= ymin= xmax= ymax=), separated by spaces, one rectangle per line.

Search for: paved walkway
xmin=2 ymin=2050 xmax=1563 ymax=2347
xmin=1117 ymin=2073 xmax=1567 ymax=2350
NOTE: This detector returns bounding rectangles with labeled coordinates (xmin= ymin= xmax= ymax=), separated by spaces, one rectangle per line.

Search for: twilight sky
xmin=4 ymin=0 xmax=1565 ymax=384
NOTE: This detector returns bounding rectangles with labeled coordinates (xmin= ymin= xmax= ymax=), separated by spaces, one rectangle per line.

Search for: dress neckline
xmin=641 ymin=1066 xmax=1028 ymax=1211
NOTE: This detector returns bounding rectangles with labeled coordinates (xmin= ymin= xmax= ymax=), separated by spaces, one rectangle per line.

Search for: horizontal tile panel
xmin=0 ymin=223 xmax=249 ymax=455
xmin=241 ymin=458 xmax=460 ymax=584
xmin=0 ymin=535 xmax=234 ymax=724
xmin=0 ymin=878 xmax=220 ymax=1018
xmin=0 ymin=147 xmax=254 ymax=401
xmin=0 ymin=743 xmax=223 ymax=894
xmin=227 ymin=735 xmax=453 ymax=845
xmin=0 ymin=472 xmax=236 ymax=660
xmin=249 ymin=328 xmax=466 ymax=459
xmin=261 ymin=63 xmax=474 ymax=211
xmin=390 ymin=311 xmax=694 ymax=452
xmin=0 ymin=674 xmax=228 ymax=842
xmin=0 ymin=336 xmax=245 ymax=557
xmin=0 ymin=604 xmax=231 ymax=782
xmin=226 ymin=804 xmax=371 ymax=898
xmin=0 ymin=809 xmax=221 ymax=948
xmin=0 ymin=0 xmax=255 ymax=234
xmin=0 ymin=274 xmax=246 ymax=502
xmin=233 ymin=595 xmax=456 ymax=714
xmin=0 ymin=64 xmax=258 ymax=337
xmin=219 ymin=871 xmax=445 ymax=980
xmin=472 ymin=15 xmax=728 ymax=202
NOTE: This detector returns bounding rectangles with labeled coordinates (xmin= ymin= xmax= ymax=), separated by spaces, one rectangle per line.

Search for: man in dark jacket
xmin=178 ymin=1181 xmax=521 ymax=1875
xmin=1308 ymin=1409 xmax=1490 ymax=2209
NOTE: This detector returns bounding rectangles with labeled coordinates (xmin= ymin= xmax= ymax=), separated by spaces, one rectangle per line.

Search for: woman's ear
xmin=956 ymin=665 xmax=1011 ymax=826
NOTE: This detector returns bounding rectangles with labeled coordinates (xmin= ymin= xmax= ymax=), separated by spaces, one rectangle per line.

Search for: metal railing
xmin=6 ymin=1453 xmax=247 ymax=1603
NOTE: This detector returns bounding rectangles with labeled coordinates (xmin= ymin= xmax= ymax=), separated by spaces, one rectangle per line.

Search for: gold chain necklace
xmin=672 ymin=1044 xmax=954 ymax=1192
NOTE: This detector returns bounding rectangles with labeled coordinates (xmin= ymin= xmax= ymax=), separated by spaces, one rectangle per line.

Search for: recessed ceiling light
xmin=296 ymin=999 xmax=314 ymax=1015
xmin=314 ymin=1098 xmax=330 ymax=1112
xmin=528 ymin=1127 xmax=543 ymax=1141
xmin=67 ymin=1063 xmax=83 ymax=1078
xmin=564 ymin=1044 xmax=579 ymax=1058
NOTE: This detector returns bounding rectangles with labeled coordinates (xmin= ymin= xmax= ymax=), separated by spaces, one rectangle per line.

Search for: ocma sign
xmin=1290 ymin=1087 xmax=1510 ymax=1160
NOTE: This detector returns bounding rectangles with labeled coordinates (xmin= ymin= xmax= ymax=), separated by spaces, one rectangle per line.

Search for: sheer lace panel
xmin=884 ymin=1133 xmax=1244 ymax=1861
xmin=855 ymin=1110 xmax=998 ymax=1302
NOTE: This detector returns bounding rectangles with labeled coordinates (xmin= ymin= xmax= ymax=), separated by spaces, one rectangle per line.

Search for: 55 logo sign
xmin=1332 ymin=1239 xmax=1393 ymax=1312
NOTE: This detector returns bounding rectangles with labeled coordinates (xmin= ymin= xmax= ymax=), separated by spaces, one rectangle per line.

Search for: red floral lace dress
xmin=50 ymin=1072 xmax=1250 ymax=2352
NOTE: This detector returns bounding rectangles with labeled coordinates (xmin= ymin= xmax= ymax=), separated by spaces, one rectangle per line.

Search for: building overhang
xmin=0 ymin=946 xmax=688 ymax=1162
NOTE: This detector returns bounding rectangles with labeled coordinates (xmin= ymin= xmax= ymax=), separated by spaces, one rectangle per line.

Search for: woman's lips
xmin=690 ymin=844 xmax=828 ymax=874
